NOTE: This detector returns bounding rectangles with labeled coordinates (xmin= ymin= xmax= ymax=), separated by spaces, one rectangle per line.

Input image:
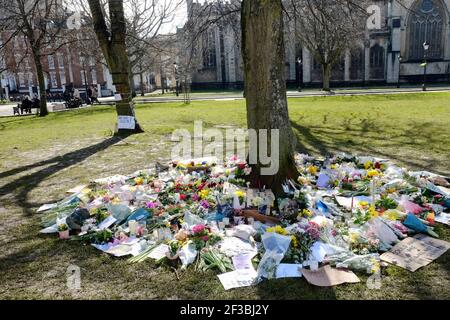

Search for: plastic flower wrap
xmin=325 ymin=246 xmax=381 ymax=274
xmin=256 ymin=232 xmax=292 ymax=281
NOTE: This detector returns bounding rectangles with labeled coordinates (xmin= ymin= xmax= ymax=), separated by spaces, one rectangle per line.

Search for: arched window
xmin=408 ymin=0 xmax=446 ymax=60
xmin=370 ymin=44 xmax=385 ymax=79
xmin=350 ymin=48 xmax=364 ymax=80
xmin=202 ymin=29 xmax=217 ymax=68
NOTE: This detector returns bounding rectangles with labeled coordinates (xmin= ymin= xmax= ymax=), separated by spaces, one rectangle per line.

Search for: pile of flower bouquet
xmin=39 ymin=153 xmax=450 ymax=286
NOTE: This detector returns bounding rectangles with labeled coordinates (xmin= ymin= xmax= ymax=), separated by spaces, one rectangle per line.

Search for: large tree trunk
xmin=241 ymin=0 xmax=299 ymax=197
xmin=88 ymin=0 xmax=143 ymax=133
xmin=322 ymin=63 xmax=331 ymax=92
xmin=140 ymin=72 xmax=145 ymax=97
xmin=33 ymin=50 xmax=49 ymax=116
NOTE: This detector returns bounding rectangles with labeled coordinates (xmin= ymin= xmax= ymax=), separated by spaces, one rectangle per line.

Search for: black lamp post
xmin=173 ymin=62 xmax=179 ymax=97
xmin=397 ymin=54 xmax=402 ymax=88
xmin=422 ymin=41 xmax=430 ymax=91
xmin=297 ymin=57 xmax=302 ymax=92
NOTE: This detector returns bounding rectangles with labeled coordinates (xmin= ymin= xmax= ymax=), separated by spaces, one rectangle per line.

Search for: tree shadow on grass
xmin=290 ymin=118 xmax=449 ymax=177
xmin=0 ymin=135 xmax=127 ymax=215
xmin=290 ymin=120 xmax=331 ymax=156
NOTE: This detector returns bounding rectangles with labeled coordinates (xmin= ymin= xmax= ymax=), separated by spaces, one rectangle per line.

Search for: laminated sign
xmin=118 ymin=116 xmax=135 ymax=130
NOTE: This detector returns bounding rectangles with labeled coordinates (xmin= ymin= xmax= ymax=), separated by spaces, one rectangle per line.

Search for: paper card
xmin=97 ymin=216 xmax=117 ymax=230
xmin=117 ymin=116 xmax=135 ymax=130
xmin=301 ymin=265 xmax=360 ymax=287
xmin=217 ymin=270 xmax=257 ymax=291
xmin=37 ymin=203 xmax=57 ymax=213
xmin=148 ymin=244 xmax=170 ymax=260
xmin=335 ymin=196 xmax=372 ymax=210
xmin=380 ymin=236 xmax=450 ymax=272
xmin=276 ymin=264 xmax=303 ymax=278
xmin=232 ymin=253 xmax=256 ymax=272
xmin=246 ymin=189 xmax=275 ymax=207
xmin=114 ymin=93 xmax=122 ymax=101
xmin=106 ymin=244 xmax=132 ymax=257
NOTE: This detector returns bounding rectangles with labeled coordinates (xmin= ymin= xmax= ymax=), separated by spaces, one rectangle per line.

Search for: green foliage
xmin=375 ymin=197 xmax=398 ymax=211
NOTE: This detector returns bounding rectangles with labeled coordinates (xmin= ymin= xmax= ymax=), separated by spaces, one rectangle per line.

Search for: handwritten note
xmin=118 ymin=116 xmax=135 ymax=130
xmin=217 ymin=270 xmax=257 ymax=291
xmin=380 ymin=235 xmax=450 ymax=272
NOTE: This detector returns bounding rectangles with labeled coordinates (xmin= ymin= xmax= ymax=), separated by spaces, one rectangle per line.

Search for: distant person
xmin=21 ymin=95 xmax=32 ymax=114
xmin=73 ymin=88 xmax=80 ymax=100
xmin=90 ymin=85 xmax=99 ymax=104
xmin=87 ymin=86 xmax=93 ymax=105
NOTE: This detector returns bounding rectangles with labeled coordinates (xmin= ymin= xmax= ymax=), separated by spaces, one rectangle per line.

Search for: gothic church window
xmin=408 ymin=0 xmax=445 ymax=60
xmin=202 ymin=29 xmax=217 ymax=68
xmin=350 ymin=48 xmax=364 ymax=80
xmin=370 ymin=44 xmax=385 ymax=79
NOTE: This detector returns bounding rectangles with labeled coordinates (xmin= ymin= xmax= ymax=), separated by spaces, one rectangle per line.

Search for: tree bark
xmin=0 ymin=76 xmax=3 ymax=101
xmin=140 ymin=72 xmax=145 ymax=96
xmin=88 ymin=0 xmax=143 ymax=133
xmin=33 ymin=49 xmax=49 ymax=116
xmin=241 ymin=0 xmax=299 ymax=197
xmin=322 ymin=63 xmax=331 ymax=92
xmin=129 ymin=67 xmax=137 ymax=98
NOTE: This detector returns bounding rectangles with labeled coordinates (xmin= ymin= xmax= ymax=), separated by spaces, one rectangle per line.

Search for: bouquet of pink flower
xmin=190 ymin=224 xmax=221 ymax=250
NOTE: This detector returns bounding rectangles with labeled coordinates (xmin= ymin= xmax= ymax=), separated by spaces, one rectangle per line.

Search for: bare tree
xmin=86 ymin=0 xmax=144 ymax=133
xmin=125 ymin=0 xmax=182 ymax=97
xmin=69 ymin=23 xmax=105 ymax=98
xmin=0 ymin=0 xmax=71 ymax=116
xmin=287 ymin=0 xmax=368 ymax=91
xmin=241 ymin=0 xmax=299 ymax=196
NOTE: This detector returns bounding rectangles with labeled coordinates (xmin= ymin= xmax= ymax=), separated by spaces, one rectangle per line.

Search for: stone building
xmin=182 ymin=0 xmax=450 ymax=89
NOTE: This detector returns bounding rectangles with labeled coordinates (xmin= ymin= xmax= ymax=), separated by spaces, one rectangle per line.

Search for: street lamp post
xmin=297 ymin=57 xmax=302 ymax=92
xmin=173 ymin=62 xmax=179 ymax=97
xmin=422 ymin=41 xmax=430 ymax=91
xmin=397 ymin=54 xmax=402 ymax=88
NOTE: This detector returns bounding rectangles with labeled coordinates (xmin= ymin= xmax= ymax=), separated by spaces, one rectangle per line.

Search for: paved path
xmin=2 ymin=85 xmax=450 ymax=117
xmin=132 ymin=85 xmax=450 ymax=103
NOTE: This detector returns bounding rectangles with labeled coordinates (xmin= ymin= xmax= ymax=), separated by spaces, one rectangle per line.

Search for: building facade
xmin=0 ymin=31 xmax=114 ymax=98
xmin=182 ymin=0 xmax=450 ymax=88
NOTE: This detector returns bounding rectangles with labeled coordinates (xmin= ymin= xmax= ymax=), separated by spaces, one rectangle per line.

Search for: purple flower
xmin=146 ymin=202 xmax=156 ymax=209
xmin=306 ymin=222 xmax=321 ymax=240
xmin=200 ymin=200 xmax=210 ymax=209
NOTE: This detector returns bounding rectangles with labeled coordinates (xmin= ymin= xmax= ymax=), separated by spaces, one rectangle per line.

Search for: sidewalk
xmin=2 ymin=85 xmax=450 ymax=117
xmin=130 ymin=85 xmax=450 ymax=103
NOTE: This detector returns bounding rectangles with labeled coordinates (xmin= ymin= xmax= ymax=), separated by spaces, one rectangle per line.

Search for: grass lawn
xmin=0 ymin=92 xmax=449 ymax=299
